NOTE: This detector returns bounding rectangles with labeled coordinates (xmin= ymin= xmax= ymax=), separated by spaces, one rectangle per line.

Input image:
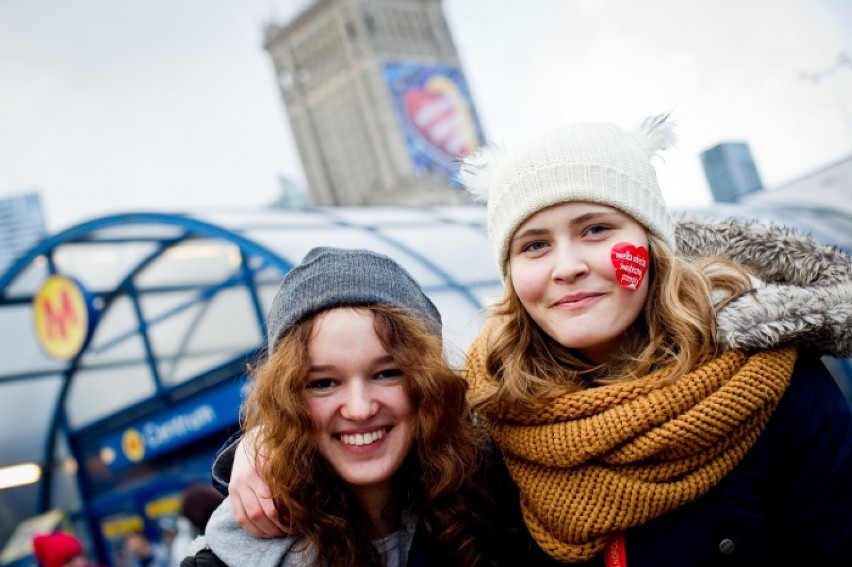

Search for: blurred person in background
xmin=168 ymin=484 xmax=225 ymax=566
xmin=32 ymin=532 xmax=104 ymax=567
xmin=180 ymin=484 xmax=224 ymax=536
xmin=123 ymin=531 xmax=170 ymax=567
xmin=157 ymin=517 xmax=179 ymax=567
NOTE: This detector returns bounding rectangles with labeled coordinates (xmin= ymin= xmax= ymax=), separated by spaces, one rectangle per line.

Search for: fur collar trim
xmin=676 ymin=217 xmax=852 ymax=357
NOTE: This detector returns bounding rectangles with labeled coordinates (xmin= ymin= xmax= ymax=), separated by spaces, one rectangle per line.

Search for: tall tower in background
xmin=700 ymin=142 xmax=764 ymax=203
xmin=264 ymin=0 xmax=485 ymax=206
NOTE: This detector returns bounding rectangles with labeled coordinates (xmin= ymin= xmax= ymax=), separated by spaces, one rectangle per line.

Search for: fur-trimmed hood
xmin=676 ymin=217 xmax=852 ymax=357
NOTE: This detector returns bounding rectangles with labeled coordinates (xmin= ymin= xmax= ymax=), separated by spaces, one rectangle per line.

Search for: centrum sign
xmin=33 ymin=275 xmax=97 ymax=360
xmin=99 ymin=379 xmax=242 ymax=473
xmin=142 ymin=404 xmax=215 ymax=453
xmin=118 ymin=404 xmax=215 ymax=463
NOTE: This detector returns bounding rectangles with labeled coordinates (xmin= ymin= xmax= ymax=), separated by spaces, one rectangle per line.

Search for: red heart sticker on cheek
xmin=611 ymin=242 xmax=650 ymax=290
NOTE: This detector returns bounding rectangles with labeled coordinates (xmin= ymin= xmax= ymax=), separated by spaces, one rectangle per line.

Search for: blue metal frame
xmin=0 ymin=212 xmax=295 ymax=523
xmin=0 ymin=212 xmax=291 ymax=291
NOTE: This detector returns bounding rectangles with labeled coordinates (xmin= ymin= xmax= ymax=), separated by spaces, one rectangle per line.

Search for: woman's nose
xmin=340 ymin=380 xmax=376 ymax=421
xmin=552 ymin=244 xmax=589 ymax=282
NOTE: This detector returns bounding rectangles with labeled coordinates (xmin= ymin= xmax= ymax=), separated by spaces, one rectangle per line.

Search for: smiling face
xmin=508 ymin=202 xmax=651 ymax=363
xmin=305 ymin=308 xmax=415 ymax=502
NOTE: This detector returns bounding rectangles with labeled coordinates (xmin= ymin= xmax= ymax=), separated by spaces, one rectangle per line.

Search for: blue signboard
xmin=98 ymin=379 xmax=244 ymax=473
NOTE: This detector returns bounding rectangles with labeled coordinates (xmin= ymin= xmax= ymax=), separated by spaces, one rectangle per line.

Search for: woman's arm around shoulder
xmin=211 ymin=429 xmax=288 ymax=538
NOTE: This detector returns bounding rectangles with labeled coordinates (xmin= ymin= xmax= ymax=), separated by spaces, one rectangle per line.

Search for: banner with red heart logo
xmin=404 ymin=75 xmax=476 ymax=158
xmin=384 ymin=62 xmax=484 ymax=183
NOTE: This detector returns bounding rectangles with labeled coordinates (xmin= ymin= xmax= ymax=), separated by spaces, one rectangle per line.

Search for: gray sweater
xmin=196 ymin=497 xmax=417 ymax=567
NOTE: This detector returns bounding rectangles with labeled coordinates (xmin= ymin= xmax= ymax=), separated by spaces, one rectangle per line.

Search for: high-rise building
xmin=264 ymin=0 xmax=486 ymax=206
xmin=0 ymin=193 xmax=47 ymax=274
xmin=700 ymin=142 xmax=764 ymax=203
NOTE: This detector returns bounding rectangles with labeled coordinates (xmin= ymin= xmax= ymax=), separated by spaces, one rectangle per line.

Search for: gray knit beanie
xmin=460 ymin=115 xmax=678 ymax=277
xmin=266 ymin=247 xmax=442 ymax=354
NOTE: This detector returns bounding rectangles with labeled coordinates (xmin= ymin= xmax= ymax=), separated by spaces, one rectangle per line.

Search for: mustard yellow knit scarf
xmin=466 ymin=336 xmax=796 ymax=563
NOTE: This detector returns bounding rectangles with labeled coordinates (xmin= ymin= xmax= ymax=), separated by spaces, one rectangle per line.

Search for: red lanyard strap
xmin=604 ymin=533 xmax=627 ymax=567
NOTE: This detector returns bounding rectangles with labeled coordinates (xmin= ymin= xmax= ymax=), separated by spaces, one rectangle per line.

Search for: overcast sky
xmin=1 ymin=0 xmax=850 ymax=231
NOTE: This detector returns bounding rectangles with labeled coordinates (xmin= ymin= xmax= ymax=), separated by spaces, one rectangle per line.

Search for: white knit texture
xmin=483 ymin=122 xmax=675 ymax=276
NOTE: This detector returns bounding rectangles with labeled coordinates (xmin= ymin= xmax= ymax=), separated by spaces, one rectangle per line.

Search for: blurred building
xmin=700 ymin=142 xmax=764 ymax=203
xmin=688 ymin=152 xmax=852 ymax=253
xmin=270 ymin=175 xmax=310 ymax=208
xmin=264 ymin=0 xmax=485 ymax=206
xmin=0 ymin=193 xmax=47 ymax=274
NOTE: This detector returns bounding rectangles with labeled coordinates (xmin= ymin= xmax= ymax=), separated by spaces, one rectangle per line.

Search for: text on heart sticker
xmin=611 ymin=242 xmax=649 ymax=290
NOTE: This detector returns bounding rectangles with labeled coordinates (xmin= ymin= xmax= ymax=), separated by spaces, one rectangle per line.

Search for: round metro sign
xmin=33 ymin=275 xmax=96 ymax=360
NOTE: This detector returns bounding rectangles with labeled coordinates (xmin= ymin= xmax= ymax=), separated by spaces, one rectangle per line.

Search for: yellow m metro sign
xmin=33 ymin=275 xmax=96 ymax=360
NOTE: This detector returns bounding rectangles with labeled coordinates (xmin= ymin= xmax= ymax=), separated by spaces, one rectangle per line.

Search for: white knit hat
xmin=460 ymin=115 xmax=677 ymax=277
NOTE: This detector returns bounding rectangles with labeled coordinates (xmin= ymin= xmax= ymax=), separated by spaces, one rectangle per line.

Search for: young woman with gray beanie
xmin=182 ymin=247 xmax=498 ymax=567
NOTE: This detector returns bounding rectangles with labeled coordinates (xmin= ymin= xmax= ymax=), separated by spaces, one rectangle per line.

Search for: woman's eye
xmin=584 ymin=224 xmax=610 ymax=237
xmin=306 ymin=378 xmax=337 ymax=390
xmin=521 ymin=240 xmax=547 ymax=253
xmin=375 ymin=368 xmax=403 ymax=380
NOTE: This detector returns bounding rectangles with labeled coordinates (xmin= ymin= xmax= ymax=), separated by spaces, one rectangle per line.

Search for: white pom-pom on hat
xmin=458 ymin=145 xmax=504 ymax=203
xmin=628 ymin=112 xmax=678 ymax=159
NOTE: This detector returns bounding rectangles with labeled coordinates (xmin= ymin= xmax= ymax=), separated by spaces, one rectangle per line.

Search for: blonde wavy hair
xmin=243 ymin=305 xmax=495 ymax=567
xmin=472 ymin=235 xmax=753 ymax=413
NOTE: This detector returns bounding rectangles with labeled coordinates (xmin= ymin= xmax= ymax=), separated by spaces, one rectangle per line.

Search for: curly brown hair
xmin=472 ymin=235 xmax=753 ymax=413
xmin=243 ymin=305 xmax=495 ymax=567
